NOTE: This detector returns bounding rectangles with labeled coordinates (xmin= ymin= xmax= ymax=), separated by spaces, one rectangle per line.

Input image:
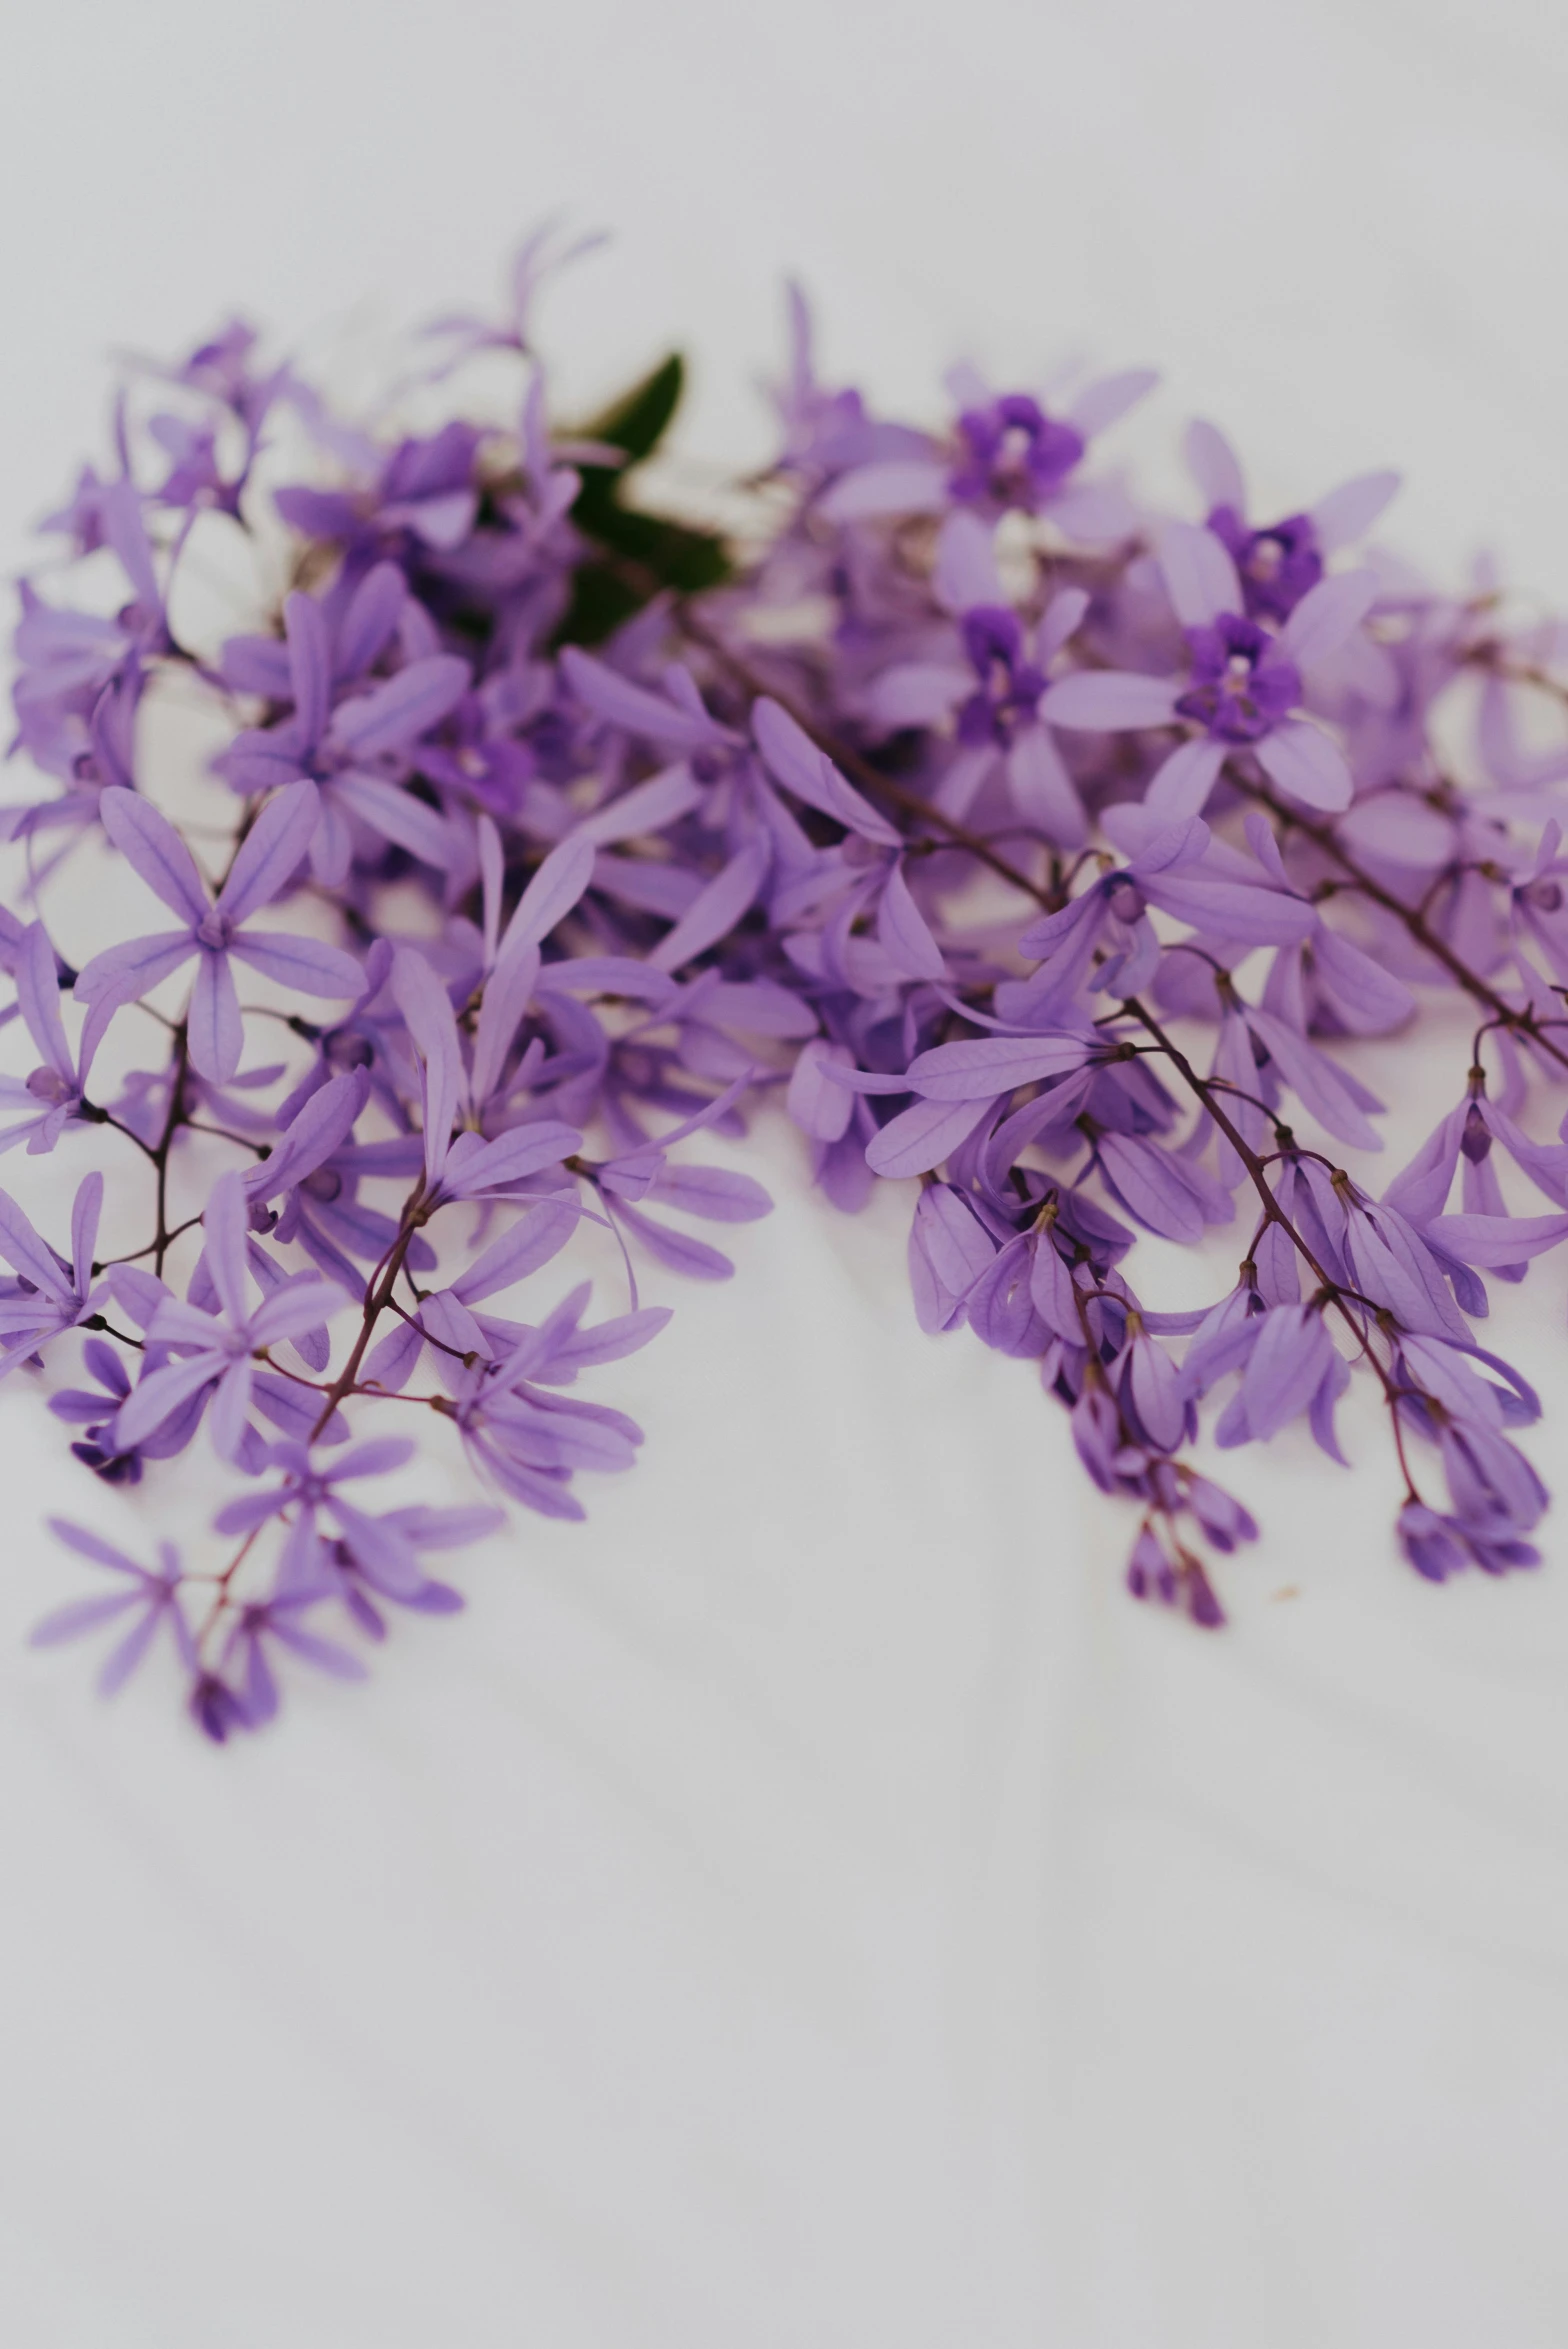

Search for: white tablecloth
xmin=2 ymin=5 xmax=1568 ymax=2342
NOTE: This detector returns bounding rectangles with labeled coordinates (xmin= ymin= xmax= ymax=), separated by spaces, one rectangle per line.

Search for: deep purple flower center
xmin=1174 ymin=613 xmax=1301 ymax=745
xmin=1460 ymin=1102 xmax=1493 ymax=1163
xmin=949 ymin=395 xmax=1085 ymax=511
xmin=1207 ymin=504 xmax=1323 ymax=622
xmin=196 ymin=910 xmax=235 ymax=951
xmin=957 ymin=605 xmax=1045 ymax=745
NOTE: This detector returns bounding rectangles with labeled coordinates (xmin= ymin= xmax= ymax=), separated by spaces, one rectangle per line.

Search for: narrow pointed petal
xmin=1157 ymin=522 xmax=1243 ymax=627
xmin=186 ymin=951 xmax=243 ymax=1083
xmin=1040 ymin=672 xmax=1180 ymax=730
xmin=1183 ymin=419 xmax=1247 ymax=514
xmin=1278 ymin=571 xmax=1377 ymax=668
xmin=1144 ymin=737 xmax=1227 ymax=821
xmin=100 ymin=788 xmax=210 ymax=925
xmin=216 ymin=778 xmax=320 ymax=922
xmin=1255 ymin=720 xmax=1354 ymax=813
xmin=1310 ymin=470 xmax=1400 ymax=551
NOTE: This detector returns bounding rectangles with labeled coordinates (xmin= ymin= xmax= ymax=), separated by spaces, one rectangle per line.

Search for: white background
xmin=3 ymin=5 xmax=1568 ymax=2344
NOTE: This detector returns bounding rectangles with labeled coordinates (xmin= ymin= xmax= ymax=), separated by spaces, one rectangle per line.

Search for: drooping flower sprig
xmin=9 ymin=232 xmax=1568 ymax=1738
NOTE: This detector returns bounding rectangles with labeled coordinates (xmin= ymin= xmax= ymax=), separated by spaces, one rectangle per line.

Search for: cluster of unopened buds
xmin=7 ymin=229 xmax=1568 ymax=1739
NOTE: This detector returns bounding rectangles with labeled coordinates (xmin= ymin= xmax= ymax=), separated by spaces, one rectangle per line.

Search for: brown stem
xmin=1230 ymin=773 xmax=1568 ymax=1077
xmin=668 ymin=597 xmax=1056 ymax=908
xmin=1121 ymin=993 xmax=1420 ymax=1497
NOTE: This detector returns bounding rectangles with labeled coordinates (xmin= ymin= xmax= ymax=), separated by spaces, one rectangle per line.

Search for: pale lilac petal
xmin=644 ymin=1165 xmax=772 ymax=1222
xmin=227 ymin=932 xmax=365 ymax=997
xmin=752 ymin=700 xmax=901 ymax=845
xmin=876 ymin=861 xmax=945 ymax=981
xmin=1157 ymin=522 xmax=1244 ymax=628
xmin=0 ymin=1187 xmax=70 ymax=1297
xmin=1144 ymin=737 xmax=1227 ymax=821
xmin=248 ymin=1277 xmax=352 ymax=1345
xmin=100 ymin=788 xmax=210 ymax=925
xmin=932 ymin=744 xmax=997 ymax=821
xmin=1006 ymin=726 xmax=1087 ymax=845
xmin=1048 ymin=482 xmax=1136 ymax=543
xmin=1242 ymin=1307 xmax=1337 ymax=1442
xmin=335 ymin=563 xmax=406 ymax=679
xmin=863 ymin=663 xmax=970 ymax=732
xmin=73 ymin=930 xmax=196 ymax=1007
xmin=1428 ymin=1212 xmax=1568 ymax=1268
xmin=96 ymin=1605 xmax=169 ymax=1695
xmin=648 ymin=840 xmax=770 ymax=973
xmin=331 ymin=771 xmax=453 ymax=870
xmin=907 ymin=1034 xmax=1092 ymax=1099
xmin=1278 ymin=571 xmax=1377 ymax=669
xmin=1183 ymin=420 xmax=1247 ymax=515
xmin=610 ymin=1200 xmax=734 ymax=1279
xmin=574 ymin=765 xmax=702 ymax=847
xmin=1245 ymin=1009 xmax=1384 ymax=1150
xmin=208 ymin=1357 xmax=255 ymax=1462
xmin=1097 ymin=1132 xmax=1206 ymax=1242
xmin=1142 ymin=872 xmax=1315 ymax=946
xmin=327 ymin=656 xmax=470 ymax=758
xmin=470 ymin=941 xmax=539 ymax=1107
xmin=449 ymin=1198 xmax=579 ymax=1303
xmin=559 ymin=647 xmax=728 ymax=750
xmin=865 ymin=1095 xmax=993 ymax=1179
xmin=1310 ymin=470 xmax=1400 ymax=552
xmin=216 ymin=778 xmax=321 ymax=921
xmin=442 ymin=1120 xmax=582 ymax=1198
xmin=282 ymin=591 xmax=332 ymax=747
xmin=30 ymin=1590 xmax=141 ymax=1647
xmin=186 ymin=951 xmax=243 ymax=1083
xmin=1036 ymin=587 xmax=1090 ymax=663
xmin=101 ymin=479 xmax=161 ymax=612
xmin=1255 ymin=719 xmax=1354 ymax=813
xmin=498 ymin=831 xmax=596 ymax=954
xmin=360 ymin=1316 xmax=426 ymax=1395
xmin=1310 ymin=928 xmax=1415 ymax=1033
xmin=146 ymin=1296 xmax=228 ymax=1349
xmin=45 ymin=1519 xmax=144 ymax=1575
xmin=202 ymin=1169 xmax=253 ymax=1323
xmin=1039 ymin=672 xmax=1180 ymax=730
xmin=70 ymin=1170 xmax=102 ymax=1298
xmin=932 ymin=511 xmax=1003 ymax=613
xmin=1067 ymin=368 xmax=1158 ymax=436
xmin=391 ymin=946 xmax=463 ymax=1183
xmin=17 ymin=922 xmax=71 ymax=1077
xmin=115 ymin=1352 xmax=223 ymax=1449
xmin=249 ymin=1070 xmax=367 ymax=1201
xmin=786 ymin=1039 xmax=856 ymax=1142
xmin=816 ymin=460 xmax=948 ymax=521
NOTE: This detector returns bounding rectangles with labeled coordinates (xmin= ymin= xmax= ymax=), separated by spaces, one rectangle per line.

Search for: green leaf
xmin=556 ymin=351 xmax=732 ymax=646
xmin=581 ymin=353 xmax=686 ymax=466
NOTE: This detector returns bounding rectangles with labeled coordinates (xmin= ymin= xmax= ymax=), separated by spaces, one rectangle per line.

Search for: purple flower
xmin=1041 ymin=524 xmax=1377 ymax=818
xmin=212 ymin=1436 xmax=436 ymax=1596
xmin=1185 ymin=417 xmax=1399 ymax=623
xmin=1396 ymin=1501 xmax=1539 ymax=1583
xmin=31 ymin=1520 xmax=195 ymax=1695
xmin=0 ymin=923 xmax=109 ymax=1155
xmin=389 ymin=942 xmax=583 ymax=1206
xmin=114 ymin=1171 xmax=349 ymax=1462
xmin=75 ymin=781 xmax=364 ymax=1081
xmin=216 ymin=582 xmax=470 ymax=884
xmin=0 ymin=1172 xmax=105 ymax=1369
xmin=1184 ymin=1300 xmax=1350 ymax=1460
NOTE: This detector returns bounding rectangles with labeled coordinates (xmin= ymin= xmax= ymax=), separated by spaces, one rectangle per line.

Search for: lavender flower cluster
xmin=8 ymin=235 xmax=1567 ymax=1737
